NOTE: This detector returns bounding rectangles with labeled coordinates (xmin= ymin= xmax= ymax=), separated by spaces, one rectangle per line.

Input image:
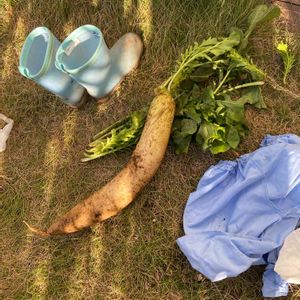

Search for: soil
xmin=273 ymin=0 xmax=300 ymax=32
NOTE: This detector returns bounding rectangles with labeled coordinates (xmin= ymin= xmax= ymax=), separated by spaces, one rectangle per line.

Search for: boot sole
xmin=96 ymin=34 xmax=144 ymax=104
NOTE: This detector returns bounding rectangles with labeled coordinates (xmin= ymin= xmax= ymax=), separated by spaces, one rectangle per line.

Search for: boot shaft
xmin=55 ymin=25 xmax=112 ymax=98
xmin=56 ymin=25 xmax=143 ymax=99
xmin=19 ymin=27 xmax=85 ymax=105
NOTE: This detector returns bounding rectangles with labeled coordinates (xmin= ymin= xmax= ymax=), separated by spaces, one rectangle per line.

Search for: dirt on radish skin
xmin=24 ymin=92 xmax=175 ymax=236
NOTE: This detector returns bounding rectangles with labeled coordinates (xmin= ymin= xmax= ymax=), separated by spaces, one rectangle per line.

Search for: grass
xmin=1 ymin=0 xmax=300 ymax=299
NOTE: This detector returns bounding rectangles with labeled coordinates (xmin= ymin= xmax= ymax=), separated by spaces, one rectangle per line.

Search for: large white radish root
xmin=24 ymin=92 xmax=175 ymax=236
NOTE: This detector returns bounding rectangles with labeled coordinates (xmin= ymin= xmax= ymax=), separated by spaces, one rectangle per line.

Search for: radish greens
xmin=83 ymin=3 xmax=280 ymax=161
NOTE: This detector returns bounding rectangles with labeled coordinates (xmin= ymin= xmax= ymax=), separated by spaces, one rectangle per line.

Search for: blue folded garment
xmin=177 ymin=134 xmax=300 ymax=297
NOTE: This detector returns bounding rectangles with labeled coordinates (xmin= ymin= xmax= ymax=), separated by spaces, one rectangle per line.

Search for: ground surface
xmin=1 ymin=0 xmax=300 ymax=299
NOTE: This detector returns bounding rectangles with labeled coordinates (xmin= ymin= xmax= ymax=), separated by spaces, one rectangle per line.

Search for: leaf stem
xmin=93 ymin=117 xmax=129 ymax=140
xmin=90 ymin=124 xmax=127 ymax=146
xmin=213 ymin=69 xmax=231 ymax=95
xmin=216 ymin=81 xmax=264 ymax=96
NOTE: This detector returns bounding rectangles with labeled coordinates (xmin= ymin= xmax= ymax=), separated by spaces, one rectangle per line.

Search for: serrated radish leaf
xmin=239 ymin=4 xmax=280 ymax=52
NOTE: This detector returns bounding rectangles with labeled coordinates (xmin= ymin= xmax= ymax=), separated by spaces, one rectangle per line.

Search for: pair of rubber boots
xmin=19 ymin=25 xmax=143 ymax=107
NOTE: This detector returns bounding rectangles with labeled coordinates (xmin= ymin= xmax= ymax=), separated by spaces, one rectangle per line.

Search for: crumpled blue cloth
xmin=177 ymin=134 xmax=300 ymax=297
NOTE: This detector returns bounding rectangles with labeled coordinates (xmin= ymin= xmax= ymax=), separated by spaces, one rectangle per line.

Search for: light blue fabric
xmin=177 ymin=134 xmax=300 ymax=297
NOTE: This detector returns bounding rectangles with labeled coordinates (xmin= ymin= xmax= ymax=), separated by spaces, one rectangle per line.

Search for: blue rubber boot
xmin=55 ymin=25 xmax=143 ymax=100
xmin=19 ymin=27 xmax=86 ymax=107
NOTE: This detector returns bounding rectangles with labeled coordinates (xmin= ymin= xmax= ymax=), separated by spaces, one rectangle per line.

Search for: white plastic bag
xmin=275 ymin=228 xmax=300 ymax=284
xmin=0 ymin=113 xmax=14 ymax=152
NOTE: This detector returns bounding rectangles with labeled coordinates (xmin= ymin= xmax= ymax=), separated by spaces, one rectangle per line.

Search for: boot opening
xmin=19 ymin=29 xmax=50 ymax=78
xmin=59 ymin=28 xmax=101 ymax=71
